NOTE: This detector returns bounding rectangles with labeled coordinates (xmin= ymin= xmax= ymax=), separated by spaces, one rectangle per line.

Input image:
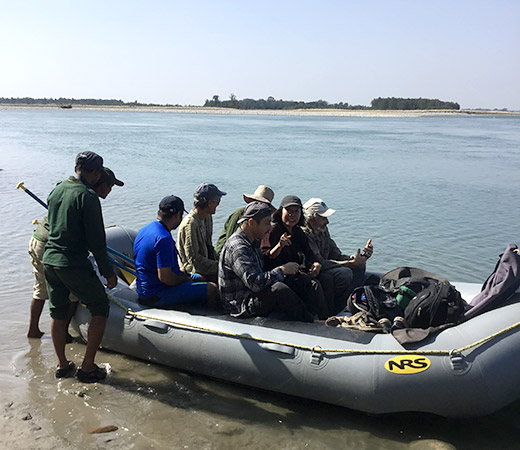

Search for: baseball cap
xmin=103 ymin=167 xmax=125 ymax=186
xmin=238 ymin=201 xmax=272 ymax=224
xmin=194 ymin=183 xmax=227 ymax=201
xmin=100 ymin=167 xmax=124 ymax=186
xmin=279 ymin=195 xmax=302 ymax=209
xmin=75 ymin=151 xmax=103 ymax=171
xmin=303 ymin=198 xmax=336 ymax=217
xmin=159 ymin=195 xmax=187 ymax=214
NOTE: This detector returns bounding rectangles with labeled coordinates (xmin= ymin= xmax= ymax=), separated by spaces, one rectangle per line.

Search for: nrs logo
xmin=384 ymin=355 xmax=431 ymax=374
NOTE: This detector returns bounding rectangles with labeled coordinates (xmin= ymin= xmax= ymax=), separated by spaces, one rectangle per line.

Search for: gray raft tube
xmin=72 ymin=226 xmax=520 ymax=418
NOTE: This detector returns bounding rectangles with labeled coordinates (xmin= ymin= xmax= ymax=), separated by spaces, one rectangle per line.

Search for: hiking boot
xmin=55 ymin=361 xmax=76 ymax=379
xmin=378 ymin=318 xmax=392 ymax=333
xmin=391 ymin=316 xmax=407 ymax=331
xmin=76 ymin=364 xmax=107 ymax=383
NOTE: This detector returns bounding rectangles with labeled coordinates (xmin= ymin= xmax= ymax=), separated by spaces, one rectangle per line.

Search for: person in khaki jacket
xmin=177 ymin=183 xmax=226 ymax=283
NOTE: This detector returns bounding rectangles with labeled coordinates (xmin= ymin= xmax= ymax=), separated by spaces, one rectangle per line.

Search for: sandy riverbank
xmin=0 ymin=394 xmax=75 ymax=450
xmin=1 ymin=104 xmax=519 ymax=117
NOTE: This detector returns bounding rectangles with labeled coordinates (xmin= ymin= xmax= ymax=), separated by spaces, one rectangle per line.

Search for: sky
xmin=1 ymin=0 xmax=519 ymax=110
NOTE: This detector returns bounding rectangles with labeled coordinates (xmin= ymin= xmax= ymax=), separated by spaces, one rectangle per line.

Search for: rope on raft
xmin=108 ymin=294 xmax=520 ymax=357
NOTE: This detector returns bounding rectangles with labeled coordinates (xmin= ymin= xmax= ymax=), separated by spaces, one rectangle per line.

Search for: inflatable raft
xmin=72 ymin=227 xmax=520 ymax=418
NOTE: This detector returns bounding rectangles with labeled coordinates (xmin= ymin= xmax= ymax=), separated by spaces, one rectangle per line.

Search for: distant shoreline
xmin=1 ymin=104 xmax=519 ymax=117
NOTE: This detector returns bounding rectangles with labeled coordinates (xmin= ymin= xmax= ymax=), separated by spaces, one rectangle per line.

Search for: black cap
xmin=103 ymin=167 xmax=124 ymax=186
xmin=194 ymin=183 xmax=227 ymax=201
xmin=279 ymin=195 xmax=302 ymax=208
xmin=238 ymin=201 xmax=272 ymax=224
xmin=159 ymin=195 xmax=187 ymax=214
xmin=75 ymin=151 xmax=103 ymax=171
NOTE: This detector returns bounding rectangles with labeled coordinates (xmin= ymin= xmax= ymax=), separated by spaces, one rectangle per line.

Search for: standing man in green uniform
xmin=43 ymin=152 xmax=117 ymax=383
xmin=28 ymin=167 xmax=124 ymax=339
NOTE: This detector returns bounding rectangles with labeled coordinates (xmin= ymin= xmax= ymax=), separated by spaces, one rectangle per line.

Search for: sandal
xmin=76 ymin=364 xmax=107 ymax=383
xmin=55 ymin=361 xmax=76 ymax=379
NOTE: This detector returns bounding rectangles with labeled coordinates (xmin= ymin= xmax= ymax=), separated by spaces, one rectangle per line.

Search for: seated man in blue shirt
xmin=133 ymin=195 xmax=218 ymax=308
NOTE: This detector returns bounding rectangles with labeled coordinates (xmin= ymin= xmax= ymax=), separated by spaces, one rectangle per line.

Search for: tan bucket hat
xmin=243 ymin=185 xmax=275 ymax=212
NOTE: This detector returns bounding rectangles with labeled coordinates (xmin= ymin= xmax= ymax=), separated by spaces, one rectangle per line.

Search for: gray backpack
xmin=464 ymin=243 xmax=520 ymax=320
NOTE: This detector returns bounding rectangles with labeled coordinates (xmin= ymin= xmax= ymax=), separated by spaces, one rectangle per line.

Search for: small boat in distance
xmin=59 ymin=104 xmax=72 ymax=109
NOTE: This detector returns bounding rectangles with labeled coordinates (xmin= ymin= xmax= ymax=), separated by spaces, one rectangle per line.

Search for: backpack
xmin=348 ymin=267 xmax=467 ymax=330
xmin=464 ymin=243 xmax=520 ymax=320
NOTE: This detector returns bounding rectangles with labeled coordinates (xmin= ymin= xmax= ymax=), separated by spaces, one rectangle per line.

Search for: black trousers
xmin=251 ymin=281 xmax=314 ymax=322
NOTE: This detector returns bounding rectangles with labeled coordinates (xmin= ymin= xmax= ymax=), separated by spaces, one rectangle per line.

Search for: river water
xmin=0 ymin=109 xmax=519 ymax=449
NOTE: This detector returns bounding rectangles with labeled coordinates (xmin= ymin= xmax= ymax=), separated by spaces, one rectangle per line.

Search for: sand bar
xmin=1 ymin=104 xmax=519 ymax=117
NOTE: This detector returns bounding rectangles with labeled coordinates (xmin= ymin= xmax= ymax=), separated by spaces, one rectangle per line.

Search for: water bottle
xmin=396 ymin=286 xmax=416 ymax=309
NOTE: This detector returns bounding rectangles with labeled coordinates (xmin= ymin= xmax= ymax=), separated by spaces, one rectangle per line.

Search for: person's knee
xmin=206 ymin=282 xmax=220 ymax=307
xmin=86 ymin=298 xmax=110 ymax=318
xmin=271 ymin=281 xmax=292 ymax=295
xmin=334 ymin=267 xmax=353 ymax=287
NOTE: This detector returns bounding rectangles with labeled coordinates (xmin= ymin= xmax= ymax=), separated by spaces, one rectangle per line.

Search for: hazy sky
xmin=1 ymin=0 xmax=519 ymax=109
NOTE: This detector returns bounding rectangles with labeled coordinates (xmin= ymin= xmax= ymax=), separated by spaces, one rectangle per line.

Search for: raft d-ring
xmin=310 ymin=346 xmax=324 ymax=366
xmin=124 ymin=309 xmax=135 ymax=326
xmin=449 ymin=349 xmax=467 ymax=372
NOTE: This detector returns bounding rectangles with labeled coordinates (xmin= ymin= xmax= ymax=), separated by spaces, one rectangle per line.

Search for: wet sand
xmin=0 ymin=395 xmax=74 ymax=450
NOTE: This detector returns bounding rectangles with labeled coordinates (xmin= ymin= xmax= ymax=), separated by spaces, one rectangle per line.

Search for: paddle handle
xmin=16 ymin=182 xmax=48 ymax=209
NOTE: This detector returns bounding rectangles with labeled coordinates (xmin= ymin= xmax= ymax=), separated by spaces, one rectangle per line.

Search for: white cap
xmin=303 ymin=198 xmax=336 ymax=217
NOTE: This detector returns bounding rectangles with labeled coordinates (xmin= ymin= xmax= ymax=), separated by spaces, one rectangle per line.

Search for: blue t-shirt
xmin=133 ymin=220 xmax=181 ymax=298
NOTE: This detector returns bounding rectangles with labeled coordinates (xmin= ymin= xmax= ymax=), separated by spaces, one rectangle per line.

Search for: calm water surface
xmin=0 ymin=109 xmax=519 ymax=449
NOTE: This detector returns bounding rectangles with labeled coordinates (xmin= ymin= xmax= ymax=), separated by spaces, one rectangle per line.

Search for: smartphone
xmin=361 ymin=239 xmax=372 ymax=257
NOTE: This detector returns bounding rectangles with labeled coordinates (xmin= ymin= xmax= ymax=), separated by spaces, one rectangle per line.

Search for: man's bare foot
xmin=27 ymin=329 xmax=44 ymax=339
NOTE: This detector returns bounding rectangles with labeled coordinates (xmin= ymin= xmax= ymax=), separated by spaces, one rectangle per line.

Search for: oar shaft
xmin=17 ymin=183 xmax=48 ymax=209
xmin=106 ymin=247 xmax=134 ymax=265
xmin=18 ymin=181 xmax=134 ymax=268
xmin=108 ymin=257 xmax=137 ymax=277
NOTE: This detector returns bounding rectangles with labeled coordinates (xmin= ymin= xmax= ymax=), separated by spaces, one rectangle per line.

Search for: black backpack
xmin=348 ymin=267 xmax=467 ymax=329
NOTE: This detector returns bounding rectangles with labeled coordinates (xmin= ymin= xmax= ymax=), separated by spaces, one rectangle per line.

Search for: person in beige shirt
xmin=177 ymin=183 xmax=226 ymax=283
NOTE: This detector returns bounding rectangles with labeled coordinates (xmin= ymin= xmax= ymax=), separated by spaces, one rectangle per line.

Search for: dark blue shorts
xmin=154 ymin=281 xmax=207 ymax=308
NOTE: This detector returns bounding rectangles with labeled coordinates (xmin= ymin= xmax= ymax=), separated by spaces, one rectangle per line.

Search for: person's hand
xmin=279 ymin=233 xmax=292 ymax=248
xmin=308 ymin=262 xmax=321 ymax=278
xmin=105 ymin=274 xmax=118 ymax=290
xmin=361 ymin=239 xmax=373 ymax=259
xmin=281 ymin=262 xmax=299 ymax=276
xmin=348 ymin=249 xmax=367 ymax=269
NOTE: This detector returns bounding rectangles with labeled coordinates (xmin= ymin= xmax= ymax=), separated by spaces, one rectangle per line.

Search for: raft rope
xmin=108 ymin=295 xmax=520 ymax=357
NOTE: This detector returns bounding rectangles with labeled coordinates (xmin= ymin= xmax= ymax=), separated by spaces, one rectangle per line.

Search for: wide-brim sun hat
xmin=243 ymin=185 xmax=275 ymax=212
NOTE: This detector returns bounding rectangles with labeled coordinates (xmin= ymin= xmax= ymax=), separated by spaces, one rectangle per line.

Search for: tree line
xmin=203 ymin=95 xmax=368 ymax=110
xmin=204 ymin=95 xmax=460 ymax=110
xmin=371 ymin=97 xmax=460 ymax=110
xmin=1 ymin=96 xmax=461 ymax=110
xmin=0 ymin=97 xmax=177 ymax=107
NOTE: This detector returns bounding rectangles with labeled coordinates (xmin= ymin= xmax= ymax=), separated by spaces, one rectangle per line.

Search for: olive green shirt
xmin=42 ymin=176 xmax=114 ymax=279
xmin=177 ymin=210 xmax=218 ymax=276
xmin=215 ymin=206 xmax=245 ymax=255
